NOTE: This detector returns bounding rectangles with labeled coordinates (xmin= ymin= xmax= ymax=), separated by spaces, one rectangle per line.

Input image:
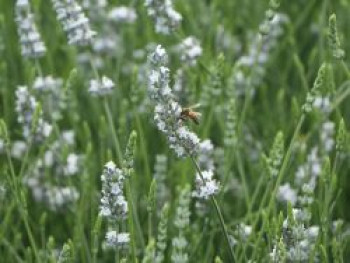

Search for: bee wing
xmin=190 ymin=103 xmax=201 ymax=109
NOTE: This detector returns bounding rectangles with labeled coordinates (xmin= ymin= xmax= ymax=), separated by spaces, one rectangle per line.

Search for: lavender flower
xmin=100 ymin=161 xmax=128 ymax=221
xmin=236 ymin=223 xmax=253 ymax=241
xmin=81 ymin=0 xmax=107 ymax=10
xmin=46 ymin=186 xmax=80 ymax=210
xmin=193 ymin=170 xmax=219 ymax=199
xmin=277 ymin=183 xmax=297 ymax=205
xmin=15 ymin=86 xmax=52 ymax=140
xmin=148 ymin=45 xmax=200 ymax=157
xmin=32 ymin=75 xmax=65 ymax=121
xmin=51 ymin=0 xmax=96 ymax=46
xmin=271 ymin=209 xmax=319 ymax=262
xmin=108 ymin=6 xmax=137 ymax=24
xmin=197 ymin=139 xmax=215 ymax=171
xmin=177 ymin=36 xmax=202 ymax=66
xmin=105 ymin=231 xmax=130 ymax=249
xmin=88 ymin=76 xmax=115 ymax=96
xmin=11 ymin=140 xmax=27 ymax=159
xmin=100 ymin=161 xmax=129 ymax=250
xmin=33 ymin=75 xmax=63 ymax=92
xmin=144 ymin=0 xmax=182 ymax=35
xmin=22 ymin=131 xmax=81 ymax=210
xmin=154 ymin=154 xmax=169 ymax=208
xmin=15 ymin=0 xmax=46 ymax=58
xmin=63 ymin=153 xmax=80 ymax=176
xmin=313 ymin=96 xmax=331 ymax=114
xmin=320 ymin=121 xmax=335 ymax=152
xmin=171 ymin=186 xmax=191 ymax=263
xmin=231 ymin=13 xmax=289 ymax=96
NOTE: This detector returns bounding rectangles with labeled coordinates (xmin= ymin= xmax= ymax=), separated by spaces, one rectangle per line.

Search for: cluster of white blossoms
xmin=313 ymin=96 xmax=331 ymax=114
xmin=32 ymin=75 xmax=63 ymax=92
xmin=270 ymin=209 xmax=319 ymax=262
xmin=144 ymin=0 xmax=182 ymax=35
xmin=105 ymin=231 xmax=130 ymax=249
xmin=42 ymin=186 xmax=79 ymax=211
xmin=153 ymin=154 xmax=170 ymax=208
xmin=148 ymin=45 xmax=200 ymax=157
xmin=108 ymin=6 xmax=137 ymax=24
xmin=10 ymin=141 xmax=27 ymax=159
xmin=193 ymin=170 xmax=219 ymax=199
xmin=51 ymin=0 xmax=96 ymax=46
xmin=32 ymin=75 xmax=66 ymax=121
xmin=88 ymin=75 xmax=115 ymax=96
xmin=235 ymin=223 xmax=253 ymax=241
xmin=177 ymin=36 xmax=203 ymax=66
xmin=232 ymin=13 xmax=289 ymax=96
xmin=197 ymin=140 xmax=215 ymax=171
xmin=15 ymin=0 xmax=46 ymax=58
xmin=277 ymin=183 xmax=297 ymax=205
xmin=194 ymin=140 xmax=219 ymax=199
xmin=81 ymin=0 xmax=107 ymax=10
xmin=100 ymin=161 xmax=129 ymax=249
xmin=171 ymin=186 xmax=191 ymax=263
xmin=23 ymin=130 xmax=81 ymax=211
xmin=277 ymin=147 xmax=322 ymax=207
xmin=15 ymin=86 xmax=52 ymax=141
xmin=320 ymin=121 xmax=335 ymax=152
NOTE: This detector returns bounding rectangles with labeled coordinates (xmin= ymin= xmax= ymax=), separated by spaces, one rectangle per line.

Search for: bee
xmin=180 ymin=104 xmax=202 ymax=125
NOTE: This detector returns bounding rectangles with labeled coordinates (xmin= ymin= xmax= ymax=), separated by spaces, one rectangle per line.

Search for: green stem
xmin=4 ymin=145 xmax=41 ymax=263
xmin=190 ymin=155 xmax=236 ymax=262
xmin=134 ymin=113 xmax=151 ymax=181
xmin=341 ymin=61 xmax=350 ymax=79
xmin=235 ymin=150 xmax=250 ymax=211
xmin=103 ymin=99 xmax=123 ymax=164
xmin=125 ymin=180 xmax=138 ymax=263
xmin=1 ymin=238 xmax=25 ymax=263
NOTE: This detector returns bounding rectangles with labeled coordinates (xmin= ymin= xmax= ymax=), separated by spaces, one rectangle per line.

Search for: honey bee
xmin=180 ymin=104 xmax=202 ymax=125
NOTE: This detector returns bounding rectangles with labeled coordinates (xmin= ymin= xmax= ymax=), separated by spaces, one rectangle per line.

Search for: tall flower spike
xmin=15 ymin=86 xmax=52 ymax=140
xmin=99 ymin=161 xmax=129 ymax=250
xmin=147 ymin=45 xmax=200 ymax=157
xmin=100 ymin=161 xmax=128 ymax=221
xmin=302 ymin=63 xmax=327 ymax=114
xmin=154 ymin=154 xmax=169 ymax=207
xmin=51 ymin=0 xmax=96 ymax=46
xmin=328 ymin=14 xmax=345 ymax=60
xmin=177 ymin=36 xmax=203 ymax=67
xmin=15 ymin=0 xmax=46 ymax=58
xmin=171 ymin=186 xmax=191 ymax=263
xmin=144 ymin=0 xmax=182 ymax=35
xmin=155 ymin=203 xmax=170 ymax=263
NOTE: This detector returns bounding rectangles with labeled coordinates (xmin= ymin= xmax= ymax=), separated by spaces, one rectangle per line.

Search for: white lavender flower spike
xmin=193 ymin=170 xmax=220 ymax=199
xmin=100 ymin=161 xmax=128 ymax=221
xmin=148 ymin=45 xmax=200 ymax=158
xmin=15 ymin=86 xmax=52 ymax=140
xmin=108 ymin=6 xmax=137 ymax=24
xmin=51 ymin=0 xmax=96 ymax=46
xmin=88 ymin=76 xmax=115 ymax=97
xmin=105 ymin=231 xmax=130 ymax=249
xmin=15 ymin=0 xmax=47 ymax=58
xmin=144 ymin=0 xmax=182 ymax=35
xmin=177 ymin=36 xmax=203 ymax=66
